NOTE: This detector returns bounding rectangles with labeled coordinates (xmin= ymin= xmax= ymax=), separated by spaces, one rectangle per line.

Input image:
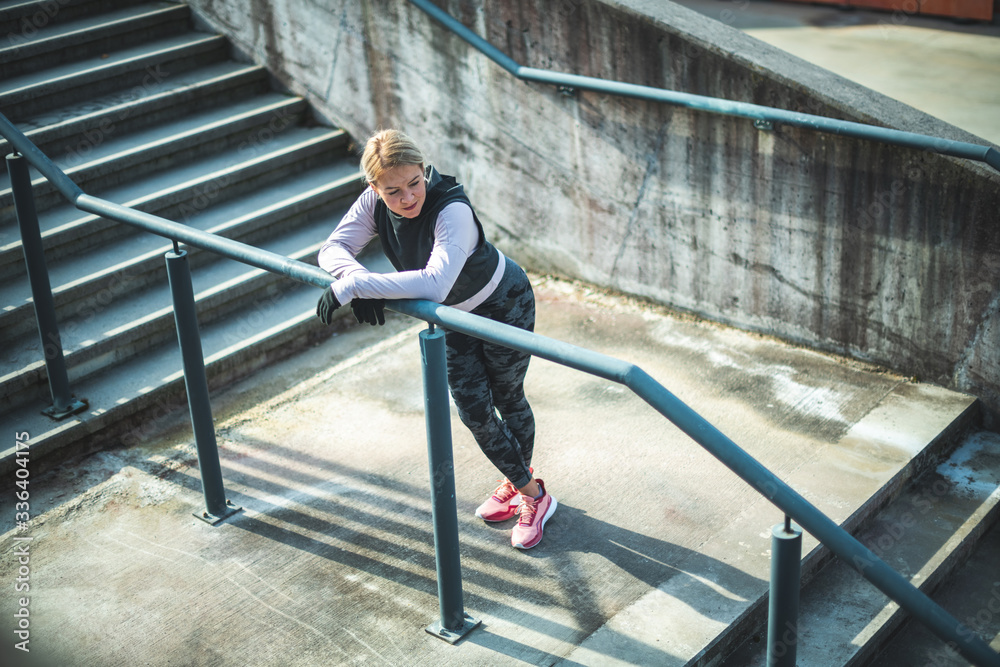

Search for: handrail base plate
xmin=425 ymin=614 xmax=481 ymax=644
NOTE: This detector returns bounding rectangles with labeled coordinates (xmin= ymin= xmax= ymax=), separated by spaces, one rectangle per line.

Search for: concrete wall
xmin=187 ymin=0 xmax=1000 ymax=423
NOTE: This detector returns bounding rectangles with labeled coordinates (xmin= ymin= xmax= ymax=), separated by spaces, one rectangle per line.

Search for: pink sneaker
xmin=475 ymin=478 xmax=521 ymax=522
xmin=511 ymin=480 xmax=557 ymax=549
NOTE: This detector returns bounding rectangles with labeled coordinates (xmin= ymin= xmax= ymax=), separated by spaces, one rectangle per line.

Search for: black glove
xmin=351 ymin=298 xmax=386 ymax=326
xmin=315 ymin=288 xmax=341 ymax=325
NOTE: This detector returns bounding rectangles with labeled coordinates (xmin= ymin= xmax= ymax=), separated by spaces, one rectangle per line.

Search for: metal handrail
xmin=407 ymin=0 xmax=1000 ymax=173
xmin=2 ymin=109 xmax=998 ymax=665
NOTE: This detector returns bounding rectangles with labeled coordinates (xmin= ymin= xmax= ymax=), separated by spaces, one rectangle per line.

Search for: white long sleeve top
xmin=317 ymin=187 xmax=505 ymax=312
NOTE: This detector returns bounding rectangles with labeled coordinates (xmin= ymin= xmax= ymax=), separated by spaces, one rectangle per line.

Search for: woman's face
xmin=372 ymin=164 xmax=425 ymax=219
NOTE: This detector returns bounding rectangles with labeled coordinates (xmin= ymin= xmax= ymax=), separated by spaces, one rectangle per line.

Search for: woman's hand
xmin=315 ymin=287 xmax=342 ymax=325
xmin=351 ymin=299 xmax=386 ymax=326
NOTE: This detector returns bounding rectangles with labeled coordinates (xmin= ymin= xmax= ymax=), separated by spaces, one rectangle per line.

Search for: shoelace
xmin=516 ymin=496 xmax=537 ymax=526
xmin=492 ymin=479 xmax=518 ymax=502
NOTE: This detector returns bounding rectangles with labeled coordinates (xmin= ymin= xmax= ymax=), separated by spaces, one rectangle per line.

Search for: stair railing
xmin=2 ymin=112 xmax=998 ymax=664
xmin=407 ymin=0 xmax=1000 ymax=173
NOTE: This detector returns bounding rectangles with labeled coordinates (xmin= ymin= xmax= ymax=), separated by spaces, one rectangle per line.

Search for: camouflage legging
xmin=445 ymin=259 xmax=535 ymax=490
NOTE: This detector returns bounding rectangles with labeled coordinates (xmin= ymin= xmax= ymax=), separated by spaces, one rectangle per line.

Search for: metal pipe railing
xmin=3 ymin=111 xmax=998 ymax=664
xmin=407 ymin=0 xmax=1000 ymax=173
xmin=7 ymin=153 xmax=87 ymax=420
xmin=165 ymin=247 xmax=241 ymax=524
xmin=420 ymin=324 xmax=481 ymax=641
xmin=768 ymin=516 xmax=802 ymax=666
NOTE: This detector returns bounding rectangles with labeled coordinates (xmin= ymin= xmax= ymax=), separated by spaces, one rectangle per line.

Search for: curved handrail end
xmin=986 ymin=147 xmax=1000 ymax=173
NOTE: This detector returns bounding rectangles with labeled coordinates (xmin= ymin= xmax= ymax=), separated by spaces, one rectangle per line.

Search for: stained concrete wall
xmin=187 ymin=0 xmax=1000 ymax=423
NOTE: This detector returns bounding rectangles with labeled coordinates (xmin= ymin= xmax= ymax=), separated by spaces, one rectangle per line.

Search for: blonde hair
xmin=360 ymin=129 xmax=425 ymax=186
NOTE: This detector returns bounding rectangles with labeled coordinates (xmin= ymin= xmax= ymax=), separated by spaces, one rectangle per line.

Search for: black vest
xmin=374 ymin=167 xmax=500 ymax=306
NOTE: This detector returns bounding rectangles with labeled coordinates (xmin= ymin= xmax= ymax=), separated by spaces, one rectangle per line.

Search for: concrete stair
xmin=0 ymin=0 xmax=367 ymax=474
xmin=556 ymin=373 xmax=999 ymax=666
xmin=872 ymin=515 xmax=1000 ymax=665
xmin=718 ymin=429 xmax=1000 ymax=665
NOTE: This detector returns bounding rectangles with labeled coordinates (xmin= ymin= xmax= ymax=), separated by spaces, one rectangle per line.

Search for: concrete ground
xmin=673 ymin=0 xmax=1000 ymax=146
xmin=0 ymin=274 xmax=979 ymax=666
xmin=3 ymin=2 xmax=999 ymax=666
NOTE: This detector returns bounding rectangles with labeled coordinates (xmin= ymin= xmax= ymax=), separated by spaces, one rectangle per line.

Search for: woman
xmin=315 ymin=129 xmax=556 ymax=549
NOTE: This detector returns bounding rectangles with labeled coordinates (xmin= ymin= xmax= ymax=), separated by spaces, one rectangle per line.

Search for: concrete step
xmin=0 ymin=0 xmax=145 ymax=34
xmin=0 ymin=31 xmax=229 ymax=121
xmin=871 ymin=515 xmax=1000 ymax=665
xmin=0 ymin=165 xmax=363 ymax=343
xmin=0 ymin=247 xmax=392 ymax=477
xmin=0 ymin=92 xmax=311 ymax=213
xmin=1 ymin=236 xmax=324 ymax=415
xmin=557 ymin=377 xmax=980 ymax=666
xmin=0 ymin=185 xmax=361 ymax=414
xmin=0 ymin=125 xmax=351 ymax=279
xmin=0 ymin=1 xmax=190 ymax=79
xmin=721 ymin=430 xmax=1000 ymax=665
xmin=0 ymin=60 xmax=271 ymax=158
xmin=0 ymin=0 xmax=364 ymax=481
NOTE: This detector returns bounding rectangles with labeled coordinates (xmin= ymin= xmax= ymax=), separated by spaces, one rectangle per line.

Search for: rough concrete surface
xmin=0 ymin=275 xmax=978 ymax=667
xmin=871 ymin=517 xmax=1000 ymax=666
xmin=184 ymin=0 xmax=1000 ymax=423
xmin=740 ymin=430 xmax=1000 ymax=665
xmin=673 ymin=0 xmax=1000 ymax=146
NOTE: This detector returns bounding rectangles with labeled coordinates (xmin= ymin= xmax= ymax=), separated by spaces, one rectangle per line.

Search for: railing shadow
xmin=144 ymin=433 xmax=764 ymax=664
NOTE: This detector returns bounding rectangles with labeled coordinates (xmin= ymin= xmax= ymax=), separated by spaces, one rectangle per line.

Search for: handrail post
xmin=7 ymin=152 xmax=87 ymax=421
xmin=420 ymin=323 xmax=481 ymax=643
xmin=164 ymin=248 xmax=241 ymax=524
xmin=767 ymin=515 xmax=802 ymax=666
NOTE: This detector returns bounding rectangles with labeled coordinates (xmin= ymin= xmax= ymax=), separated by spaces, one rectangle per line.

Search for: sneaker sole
xmin=476 ymin=509 xmax=518 ymax=522
xmin=476 ymin=497 xmax=521 ymax=522
xmin=512 ymin=496 xmax=558 ymax=549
